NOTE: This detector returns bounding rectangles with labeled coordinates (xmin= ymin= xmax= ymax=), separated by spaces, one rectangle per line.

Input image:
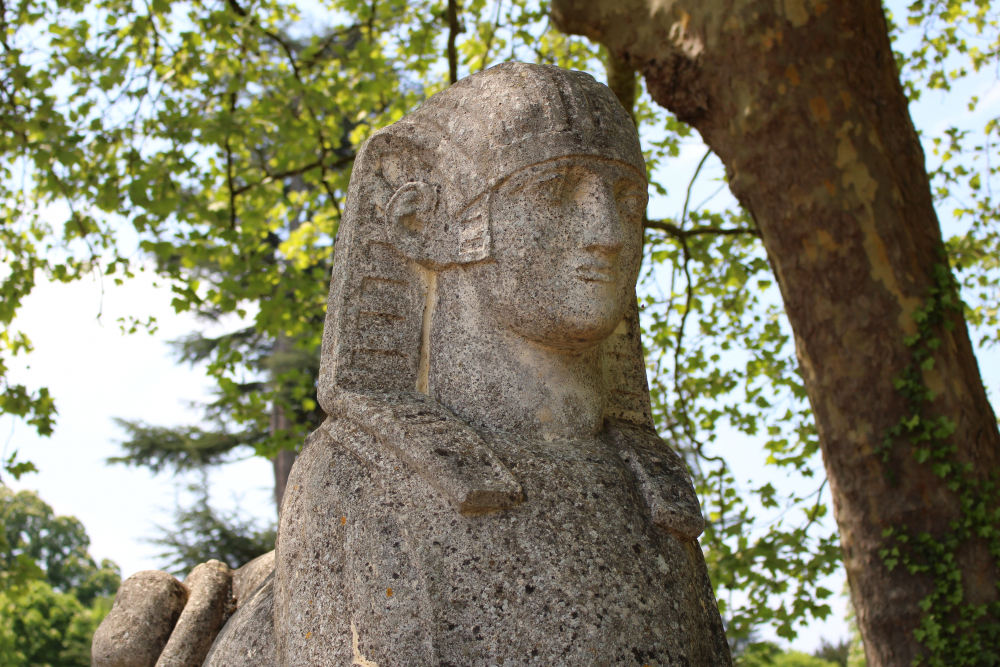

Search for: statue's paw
xmin=92 ymin=570 xmax=188 ymax=667
xmin=156 ymin=560 xmax=232 ymax=667
xmin=606 ymin=420 xmax=706 ymax=542
xmin=92 ymin=560 xmax=233 ymax=667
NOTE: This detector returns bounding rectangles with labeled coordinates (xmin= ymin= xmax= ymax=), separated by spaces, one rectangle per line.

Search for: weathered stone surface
xmin=92 ymin=570 xmax=188 ymax=667
xmin=272 ymin=61 xmax=731 ymax=666
xmin=231 ymin=550 xmax=275 ymax=609
xmin=155 ymin=560 xmax=232 ymax=667
xmin=98 ymin=61 xmax=731 ymax=667
xmin=203 ymin=572 xmax=276 ymax=667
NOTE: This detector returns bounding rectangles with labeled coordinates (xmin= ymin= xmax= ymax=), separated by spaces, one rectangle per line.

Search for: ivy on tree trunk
xmin=552 ymin=0 xmax=1000 ymax=664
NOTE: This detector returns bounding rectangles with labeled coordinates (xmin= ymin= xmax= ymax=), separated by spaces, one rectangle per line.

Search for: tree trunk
xmin=552 ymin=1 xmax=1000 ymax=664
xmin=604 ymin=49 xmax=638 ymax=124
xmin=272 ymin=443 xmax=295 ymax=513
xmin=271 ymin=333 xmax=296 ymax=513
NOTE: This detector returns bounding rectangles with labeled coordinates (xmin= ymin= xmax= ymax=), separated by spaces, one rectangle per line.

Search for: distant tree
xmin=812 ymin=638 xmax=849 ymax=667
xmin=773 ymin=652 xmax=840 ymax=667
xmin=0 ymin=486 xmax=119 ymax=604
xmin=0 ymin=486 xmax=119 ymax=666
xmin=111 ymin=328 xmax=324 ymax=512
xmin=146 ymin=476 xmax=275 ymax=577
xmin=732 ymin=638 xmax=781 ymax=667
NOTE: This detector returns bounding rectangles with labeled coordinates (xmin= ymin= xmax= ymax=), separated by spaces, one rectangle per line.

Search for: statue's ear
xmin=386 ymin=181 xmax=448 ymax=266
xmin=385 ymin=180 xmax=491 ymax=267
xmin=456 ymin=194 xmax=491 ymax=263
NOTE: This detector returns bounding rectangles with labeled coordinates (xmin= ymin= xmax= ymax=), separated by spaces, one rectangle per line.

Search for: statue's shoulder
xmin=604 ymin=420 xmax=705 ymax=541
xmin=316 ymin=391 xmax=524 ymax=515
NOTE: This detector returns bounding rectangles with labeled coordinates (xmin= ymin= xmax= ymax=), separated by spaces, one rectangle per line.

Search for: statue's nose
xmin=579 ymin=181 xmax=624 ymax=256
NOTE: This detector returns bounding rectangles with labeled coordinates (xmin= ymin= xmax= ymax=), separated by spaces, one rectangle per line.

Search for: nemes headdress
xmin=313 ymin=62 xmax=664 ymax=516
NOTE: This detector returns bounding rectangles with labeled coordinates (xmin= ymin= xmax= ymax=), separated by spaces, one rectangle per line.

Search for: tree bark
xmin=551 ymin=1 xmax=1000 ymax=664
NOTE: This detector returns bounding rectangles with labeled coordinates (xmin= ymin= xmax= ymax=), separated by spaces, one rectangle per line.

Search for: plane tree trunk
xmin=552 ymin=1 xmax=1000 ymax=664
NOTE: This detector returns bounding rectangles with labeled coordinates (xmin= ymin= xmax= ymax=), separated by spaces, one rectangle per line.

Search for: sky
xmin=4 ymin=270 xmax=276 ymax=575
xmin=5 ymin=2 xmax=1000 ymax=655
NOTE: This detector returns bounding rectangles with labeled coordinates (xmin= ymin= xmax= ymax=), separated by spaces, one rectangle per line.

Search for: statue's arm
xmin=327 ymin=390 xmax=524 ymax=515
xmin=605 ymin=420 xmax=706 ymax=541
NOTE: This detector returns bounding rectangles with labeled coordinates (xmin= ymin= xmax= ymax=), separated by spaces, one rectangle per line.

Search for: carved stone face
xmin=472 ymin=156 xmax=647 ymax=351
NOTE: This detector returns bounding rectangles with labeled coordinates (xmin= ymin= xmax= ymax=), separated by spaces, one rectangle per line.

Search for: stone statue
xmin=93 ymin=62 xmax=731 ymax=667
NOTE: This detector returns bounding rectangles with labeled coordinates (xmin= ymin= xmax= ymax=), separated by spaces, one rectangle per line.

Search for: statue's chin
xmin=505 ymin=309 xmax=623 ymax=352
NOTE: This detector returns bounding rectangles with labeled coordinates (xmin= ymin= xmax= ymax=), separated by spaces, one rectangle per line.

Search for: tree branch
xmin=226 ymin=0 xmax=304 ymax=85
xmin=644 ymin=218 xmax=759 ymax=238
xmin=231 ymin=154 xmax=355 ymax=197
xmin=446 ymin=0 xmax=463 ymax=84
xmin=225 ymin=0 xmax=247 ymax=17
xmin=300 ymin=25 xmax=363 ymax=71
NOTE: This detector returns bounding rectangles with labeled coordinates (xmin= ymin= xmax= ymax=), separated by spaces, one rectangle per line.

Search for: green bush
xmin=737 ymin=642 xmax=842 ymax=667
xmin=0 ymin=579 xmax=112 ymax=667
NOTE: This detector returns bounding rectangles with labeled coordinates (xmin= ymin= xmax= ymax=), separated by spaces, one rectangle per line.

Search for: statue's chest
xmin=278 ymin=427 xmax=715 ymax=667
xmin=372 ymin=434 xmax=692 ymax=663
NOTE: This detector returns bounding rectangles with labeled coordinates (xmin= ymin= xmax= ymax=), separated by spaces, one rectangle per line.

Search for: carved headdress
xmin=315 ymin=62 xmax=673 ymax=517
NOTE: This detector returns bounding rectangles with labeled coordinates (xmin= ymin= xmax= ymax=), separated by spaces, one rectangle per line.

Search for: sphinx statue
xmin=93 ymin=62 xmax=731 ymax=667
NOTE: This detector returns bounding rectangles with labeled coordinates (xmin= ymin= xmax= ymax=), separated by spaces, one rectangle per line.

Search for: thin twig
xmin=479 ymin=0 xmax=503 ymax=72
xmin=226 ymin=138 xmax=236 ymax=229
xmin=671 ymin=148 xmax=720 ymax=460
xmin=227 ymin=0 xmax=304 ymax=85
xmin=682 ymin=149 xmax=711 ymax=226
xmin=226 ymin=92 xmax=238 ymax=229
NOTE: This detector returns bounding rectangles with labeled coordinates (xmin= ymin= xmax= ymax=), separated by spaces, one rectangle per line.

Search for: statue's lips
xmin=575 ymin=263 xmax=617 ymax=283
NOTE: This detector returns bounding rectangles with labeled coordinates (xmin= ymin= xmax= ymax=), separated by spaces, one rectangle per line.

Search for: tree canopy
xmin=0 ymin=486 xmax=120 ymax=666
xmin=3 ymin=0 xmax=998 ymax=656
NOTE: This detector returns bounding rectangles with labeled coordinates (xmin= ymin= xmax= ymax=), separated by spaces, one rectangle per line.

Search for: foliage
xmin=643 ymin=201 xmax=840 ymax=641
xmin=147 ymin=475 xmax=275 ymax=576
xmin=110 ymin=329 xmax=321 ymax=480
xmin=845 ymin=589 xmax=867 ymax=667
xmin=3 ymin=0 xmax=1000 ymax=652
xmin=734 ymin=642 xmax=841 ymax=667
xmin=0 ymin=579 xmax=110 ymax=667
xmin=772 ymin=651 xmax=842 ymax=667
xmin=0 ymin=486 xmax=120 ymax=604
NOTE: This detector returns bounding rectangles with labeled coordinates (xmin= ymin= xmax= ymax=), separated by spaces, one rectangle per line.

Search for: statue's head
xmin=320 ymin=62 xmax=653 ymax=426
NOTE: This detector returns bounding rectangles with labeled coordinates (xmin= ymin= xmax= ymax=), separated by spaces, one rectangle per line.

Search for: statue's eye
xmin=533 ymin=173 xmax=568 ymax=203
xmin=616 ymin=187 xmax=647 ymax=219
